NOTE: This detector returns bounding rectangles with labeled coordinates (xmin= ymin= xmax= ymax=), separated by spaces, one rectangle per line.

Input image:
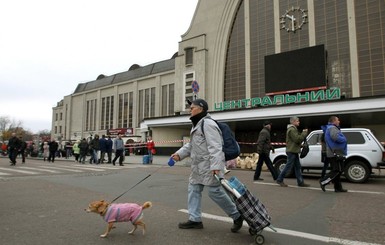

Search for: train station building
xmin=52 ymin=0 xmax=385 ymax=154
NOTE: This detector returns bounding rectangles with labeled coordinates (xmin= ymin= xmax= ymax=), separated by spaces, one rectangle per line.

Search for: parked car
xmin=270 ymin=128 xmax=385 ymax=183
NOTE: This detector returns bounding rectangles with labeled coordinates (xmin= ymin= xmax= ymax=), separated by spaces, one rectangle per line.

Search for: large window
xmin=314 ymin=1 xmax=351 ymax=97
xmin=100 ymin=96 xmax=114 ymax=130
xmin=355 ymin=0 xmax=385 ymax=96
xmin=184 ymin=73 xmax=194 ymax=110
xmin=118 ymin=92 xmax=133 ymax=128
xmin=185 ymin=47 xmax=194 ymax=66
xmin=138 ymin=87 xmax=156 ymax=127
xmin=86 ymin=99 xmax=97 ymax=131
xmin=224 ymin=1 xmax=245 ymax=101
xmin=161 ymin=84 xmax=175 ymax=116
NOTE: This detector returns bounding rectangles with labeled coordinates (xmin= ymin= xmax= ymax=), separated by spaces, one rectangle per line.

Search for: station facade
xmin=52 ymin=0 xmax=385 ymax=154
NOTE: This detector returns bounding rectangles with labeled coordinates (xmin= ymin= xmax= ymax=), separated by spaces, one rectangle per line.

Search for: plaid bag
xmin=235 ymin=189 xmax=271 ymax=232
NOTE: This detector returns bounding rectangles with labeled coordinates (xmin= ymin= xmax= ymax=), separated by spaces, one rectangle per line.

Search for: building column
xmin=347 ymin=0 xmax=360 ymax=97
xmin=244 ymin=0 xmax=251 ymax=99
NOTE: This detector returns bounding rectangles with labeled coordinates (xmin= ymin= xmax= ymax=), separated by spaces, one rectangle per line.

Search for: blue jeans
xmin=277 ymin=152 xmax=304 ymax=185
xmin=187 ymin=183 xmax=240 ymax=222
xmin=90 ymin=149 xmax=99 ymax=164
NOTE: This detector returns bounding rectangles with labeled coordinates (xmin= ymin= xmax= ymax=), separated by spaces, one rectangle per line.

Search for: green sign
xmin=214 ymin=88 xmax=341 ymax=111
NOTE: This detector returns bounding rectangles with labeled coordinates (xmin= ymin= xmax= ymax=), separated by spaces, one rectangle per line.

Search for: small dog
xmin=85 ymin=200 xmax=152 ymax=238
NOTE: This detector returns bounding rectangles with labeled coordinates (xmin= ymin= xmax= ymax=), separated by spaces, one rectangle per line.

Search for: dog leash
xmin=110 ymin=165 xmax=166 ymax=203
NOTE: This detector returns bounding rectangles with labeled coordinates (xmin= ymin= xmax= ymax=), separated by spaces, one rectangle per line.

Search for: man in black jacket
xmin=8 ymin=133 xmax=22 ymax=166
xmin=48 ymin=139 xmax=59 ymax=163
xmin=253 ymin=121 xmax=278 ymax=181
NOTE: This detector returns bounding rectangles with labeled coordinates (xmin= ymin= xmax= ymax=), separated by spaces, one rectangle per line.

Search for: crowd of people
xmin=1 ymin=133 xmax=158 ymax=167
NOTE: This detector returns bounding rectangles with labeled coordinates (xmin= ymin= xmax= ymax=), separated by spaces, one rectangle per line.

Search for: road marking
xmin=69 ymin=165 xmax=124 ymax=170
xmin=0 ymin=167 xmax=39 ymax=175
xmin=253 ymin=181 xmax=385 ymax=195
xmin=60 ymin=165 xmax=106 ymax=172
xmin=18 ymin=166 xmax=60 ymax=173
xmin=178 ymin=209 xmax=381 ymax=245
xmin=0 ymin=172 xmax=11 ymax=175
xmin=39 ymin=166 xmax=84 ymax=172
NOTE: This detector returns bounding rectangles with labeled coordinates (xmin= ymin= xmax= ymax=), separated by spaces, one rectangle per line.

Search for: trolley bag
xmin=236 ymin=188 xmax=271 ymax=233
xmin=217 ymin=175 xmax=275 ymax=245
xmin=225 ymin=176 xmax=271 ymax=233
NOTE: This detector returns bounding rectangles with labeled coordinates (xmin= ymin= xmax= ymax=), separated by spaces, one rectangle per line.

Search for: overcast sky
xmin=0 ymin=0 xmax=198 ymax=133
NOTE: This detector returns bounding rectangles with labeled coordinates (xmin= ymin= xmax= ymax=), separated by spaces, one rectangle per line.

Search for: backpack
xmin=300 ymin=139 xmax=309 ymax=159
xmin=201 ymin=119 xmax=240 ymax=161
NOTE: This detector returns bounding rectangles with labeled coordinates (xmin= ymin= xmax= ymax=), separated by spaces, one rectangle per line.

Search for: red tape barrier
xmin=124 ymin=140 xmax=286 ymax=148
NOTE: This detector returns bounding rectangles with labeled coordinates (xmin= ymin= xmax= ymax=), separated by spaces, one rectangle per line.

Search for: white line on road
xmin=39 ymin=166 xmax=84 ymax=172
xmin=18 ymin=166 xmax=60 ymax=173
xmin=0 ymin=167 xmax=39 ymax=175
xmin=253 ymin=181 xmax=385 ymax=195
xmin=0 ymin=172 xmax=11 ymax=175
xmin=178 ymin=209 xmax=382 ymax=245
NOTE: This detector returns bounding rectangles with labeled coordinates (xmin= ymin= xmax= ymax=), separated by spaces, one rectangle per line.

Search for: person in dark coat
xmin=89 ymin=134 xmax=100 ymax=164
xmin=48 ymin=139 xmax=59 ymax=163
xmin=19 ymin=137 xmax=27 ymax=163
xmin=99 ymin=135 xmax=107 ymax=163
xmin=8 ymin=133 xmax=22 ymax=165
xmin=253 ymin=121 xmax=278 ymax=181
xmin=78 ymin=138 xmax=89 ymax=164
xmin=106 ymin=136 xmax=113 ymax=163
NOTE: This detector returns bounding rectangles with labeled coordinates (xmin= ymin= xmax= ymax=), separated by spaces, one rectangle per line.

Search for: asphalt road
xmin=1 ymin=156 xmax=384 ymax=245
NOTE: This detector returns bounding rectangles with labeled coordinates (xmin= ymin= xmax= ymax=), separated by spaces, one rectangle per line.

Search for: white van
xmin=270 ymin=128 xmax=385 ymax=183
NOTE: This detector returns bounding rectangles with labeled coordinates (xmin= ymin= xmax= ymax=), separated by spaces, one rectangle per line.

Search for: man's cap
xmin=263 ymin=120 xmax=272 ymax=126
xmin=188 ymin=99 xmax=208 ymax=111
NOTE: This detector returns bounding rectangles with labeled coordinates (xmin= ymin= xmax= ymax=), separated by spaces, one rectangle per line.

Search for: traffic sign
xmin=192 ymin=80 xmax=199 ymax=93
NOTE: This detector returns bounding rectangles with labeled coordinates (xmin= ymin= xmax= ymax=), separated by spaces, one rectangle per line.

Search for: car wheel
xmin=274 ymin=158 xmax=293 ymax=177
xmin=344 ymin=160 xmax=370 ymax=183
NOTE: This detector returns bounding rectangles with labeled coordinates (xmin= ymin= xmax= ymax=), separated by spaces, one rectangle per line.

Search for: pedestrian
xmin=42 ymin=142 xmax=49 ymax=161
xmin=253 ymin=121 xmax=278 ymax=181
xmin=48 ymin=139 xmax=59 ymax=163
xmin=8 ymin=133 xmax=22 ymax=166
xmin=106 ymin=136 xmax=113 ymax=163
xmin=171 ymin=99 xmax=244 ymax=232
xmin=276 ymin=116 xmax=310 ymax=187
xmin=319 ymin=116 xmax=348 ymax=192
xmin=65 ymin=142 xmax=72 ymax=159
xmin=112 ymin=134 xmax=125 ymax=166
xmin=320 ymin=132 xmax=330 ymax=179
xmin=99 ymin=135 xmax=107 ymax=163
xmin=78 ymin=138 xmax=89 ymax=164
xmin=19 ymin=137 xmax=27 ymax=163
xmin=146 ymin=136 xmax=155 ymax=163
xmin=89 ymin=134 xmax=100 ymax=164
xmin=72 ymin=140 xmax=80 ymax=162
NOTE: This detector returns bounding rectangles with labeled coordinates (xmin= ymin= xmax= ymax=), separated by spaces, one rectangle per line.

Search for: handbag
xmin=151 ymin=148 xmax=156 ymax=154
xmin=299 ymin=139 xmax=309 ymax=159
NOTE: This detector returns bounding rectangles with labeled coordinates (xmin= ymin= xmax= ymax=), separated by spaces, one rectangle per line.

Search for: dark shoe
xmin=178 ymin=220 xmax=203 ymax=229
xmin=112 ymin=161 xmax=115 ymax=166
xmin=335 ymin=189 xmax=348 ymax=193
xmin=231 ymin=215 xmax=244 ymax=233
xmin=119 ymin=164 xmax=124 ymax=166
xmin=319 ymin=180 xmax=326 ymax=192
xmin=298 ymin=182 xmax=310 ymax=187
xmin=253 ymin=178 xmax=264 ymax=181
xmin=276 ymin=181 xmax=288 ymax=187
xmin=10 ymin=163 xmax=15 ymax=166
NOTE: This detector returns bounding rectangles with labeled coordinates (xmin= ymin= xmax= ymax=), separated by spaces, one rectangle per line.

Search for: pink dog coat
xmin=103 ymin=203 xmax=143 ymax=223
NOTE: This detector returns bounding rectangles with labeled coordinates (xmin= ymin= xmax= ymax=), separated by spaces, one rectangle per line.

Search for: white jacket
xmin=176 ymin=114 xmax=225 ymax=186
